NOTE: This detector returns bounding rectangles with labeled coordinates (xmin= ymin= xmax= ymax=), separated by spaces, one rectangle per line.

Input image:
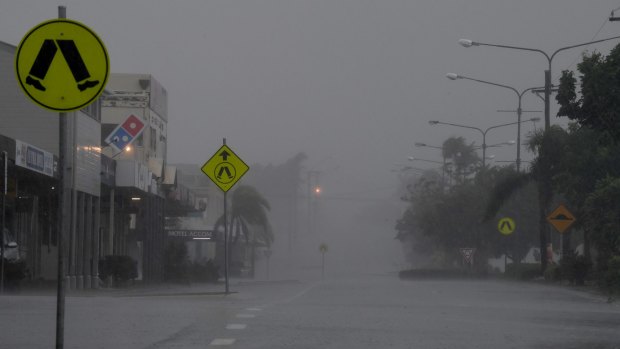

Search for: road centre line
xmin=210 ymin=338 xmax=236 ymax=346
xmin=226 ymin=324 xmax=247 ymax=330
xmin=236 ymin=313 xmax=256 ymax=318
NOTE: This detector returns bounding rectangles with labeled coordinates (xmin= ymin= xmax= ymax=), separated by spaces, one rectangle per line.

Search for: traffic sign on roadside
xmin=319 ymin=243 xmax=328 ymax=253
xmin=498 ymin=217 xmax=516 ymax=236
xmin=547 ymin=204 xmax=576 ymax=234
xmin=201 ymin=144 xmax=249 ymax=192
xmin=15 ymin=19 xmax=109 ymax=111
xmin=460 ymin=247 xmax=476 ymax=265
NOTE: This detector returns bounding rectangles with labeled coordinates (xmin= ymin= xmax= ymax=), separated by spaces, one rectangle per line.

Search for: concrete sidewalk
xmin=4 ymin=278 xmax=301 ymax=298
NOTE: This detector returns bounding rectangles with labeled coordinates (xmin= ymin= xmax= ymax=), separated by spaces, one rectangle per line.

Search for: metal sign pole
xmin=224 ymin=190 xmax=229 ymax=294
xmin=55 ymin=7 xmax=67 ymax=349
xmin=223 ymin=138 xmax=229 ymax=294
xmin=201 ymin=138 xmax=248 ymax=294
xmin=1 ymin=151 xmax=7 ymax=294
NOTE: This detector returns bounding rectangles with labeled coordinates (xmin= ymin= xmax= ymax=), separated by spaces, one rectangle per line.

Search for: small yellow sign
xmin=498 ymin=217 xmax=515 ymax=236
xmin=319 ymin=243 xmax=328 ymax=253
xmin=201 ymin=145 xmax=249 ymax=192
xmin=547 ymin=204 xmax=576 ymax=234
xmin=15 ymin=19 xmax=109 ymax=112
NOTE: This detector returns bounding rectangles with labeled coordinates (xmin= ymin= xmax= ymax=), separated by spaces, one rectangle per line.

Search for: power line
xmin=558 ymin=16 xmax=609 ymax=79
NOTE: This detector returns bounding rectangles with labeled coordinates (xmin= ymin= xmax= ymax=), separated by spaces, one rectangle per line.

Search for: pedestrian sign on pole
xmin=14 ymin=19 xmax=110 ymax=112
xmin=497 ymin=217 xmax=516 ymax=236
xmin=547 ymin=204 xmax=576 ymax=234
xmin=201 ymin=139 xmax=249 ymax=294
xmin=201 ymin=144 xmax=249 ymax=192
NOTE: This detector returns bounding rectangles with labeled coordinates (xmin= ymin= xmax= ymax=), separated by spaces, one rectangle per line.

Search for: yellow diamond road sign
xmin=547 ymin=204 xmax=576 ymax=234
xmin=498 ymin=217 xmax=515 ymax=236
xmin=201 ymin=145 xmax=249 ymax=192
xmin=15 ymin=19 xmax=110 ymax=112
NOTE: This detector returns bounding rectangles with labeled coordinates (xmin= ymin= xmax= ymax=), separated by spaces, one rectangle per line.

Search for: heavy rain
xmin=0 ymin=1 xmax=620 ymax=348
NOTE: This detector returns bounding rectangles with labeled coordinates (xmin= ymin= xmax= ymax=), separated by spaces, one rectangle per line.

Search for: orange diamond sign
xmin=547 ymin=204 xmax=576 ymax=234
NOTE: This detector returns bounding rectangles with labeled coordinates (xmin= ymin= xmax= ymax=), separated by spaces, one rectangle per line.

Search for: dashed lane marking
xmin=226 ymin=324 xmax=247 ymax=330
xmin=246 ymin=307 xmax=262 ymax=312
xmin=236 ymin=314 xmax=256 ymax=319
xmin=210 ymin=338 xmax=236 ymax=346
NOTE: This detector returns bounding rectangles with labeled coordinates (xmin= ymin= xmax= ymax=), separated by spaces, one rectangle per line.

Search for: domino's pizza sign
xmin=105 ymin=114 xmax=145 ymax=152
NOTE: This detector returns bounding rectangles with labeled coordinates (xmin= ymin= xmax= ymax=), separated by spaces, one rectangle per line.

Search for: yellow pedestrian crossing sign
xmin=15 ymin=19 xmax=109 ymax=112
xmin=201 ymin=144 xmax=249 ymax=192
xmin=498 ymin=217 xmax=516 ymax=236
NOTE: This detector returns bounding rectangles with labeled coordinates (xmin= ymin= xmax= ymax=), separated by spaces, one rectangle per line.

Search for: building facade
xmin=100 ymin=73 xmax=169 ymax=283
xmin=0 ymin=41 xmax=102 ymax=289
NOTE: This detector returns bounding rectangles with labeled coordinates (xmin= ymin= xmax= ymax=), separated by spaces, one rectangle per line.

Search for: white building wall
xmin=75 ymin=112 xmax=101 ymax=196
xmin=0 ymin=42 xmax=58 ymax=155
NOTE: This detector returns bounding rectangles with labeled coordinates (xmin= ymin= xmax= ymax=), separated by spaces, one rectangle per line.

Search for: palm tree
xmin=214 ymin=185 xmax=273 ymax=277
xmin=484 ymin=126 xmax=568 ymax=273
xmin=442 ymin=137 xmax=479 ymax=184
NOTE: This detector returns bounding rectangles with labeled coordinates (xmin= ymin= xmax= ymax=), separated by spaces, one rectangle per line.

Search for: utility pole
xmin=307 ymin=171 xmax=320 ymax=235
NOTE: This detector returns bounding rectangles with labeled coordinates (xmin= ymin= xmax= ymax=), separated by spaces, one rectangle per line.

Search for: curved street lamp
xmin=458 ymin=35 xmax=620 ymax=270
xmin=457 ymin=35 xmax=620 ymax=129
xmin=428 ymin=118 xmax=540 ymax=169
xmin=446 ymin=73 xmax=541 ymax=172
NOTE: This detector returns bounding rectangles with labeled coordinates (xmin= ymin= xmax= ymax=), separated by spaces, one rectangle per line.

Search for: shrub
xmin=1 ymin=260 xmax=27 ymax=290
xmin=398 ymin=268 xmax=471 ymax=279
xmin=505 ymin=263 xmax=541 ymax=280
xmin=600 ymin=256 xmax=620 ymax=297
xmin=163 ymin=241 xmax=189 ymax=283
xmin=544 ymin=264 xmax=561 ymax=282
xmin=99 ymin=255 xmax=138 ymax=285
xmin=188 ymin=259 xmax=220 ymax=283
xmin=560 ymin=252 xmax=591 ymax=286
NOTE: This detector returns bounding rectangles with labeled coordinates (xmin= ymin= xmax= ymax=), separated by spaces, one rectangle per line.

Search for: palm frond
xmin=483 ymin=171 xmax=534 ymax=221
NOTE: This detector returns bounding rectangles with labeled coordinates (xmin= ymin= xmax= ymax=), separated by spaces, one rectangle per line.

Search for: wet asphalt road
xmin=1 ymin=274 xmax=619 ymax=348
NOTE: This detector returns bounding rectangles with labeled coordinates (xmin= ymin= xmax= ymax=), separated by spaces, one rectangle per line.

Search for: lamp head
xmin=458 ymin=39 xmax=475 ymax=47
xmin=428 ymin=120 xmax=439 ymax=125
xmin=414 ymin=142 xmax=427 ymax=147
xmin=446 ymin=73 xmax=460 ymax=80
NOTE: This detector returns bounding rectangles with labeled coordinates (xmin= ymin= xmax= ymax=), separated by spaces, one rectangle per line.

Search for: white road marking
xmin=210 ymin=338 xmax=236 ymax=346
xmin=226 ymin=324 xmax=247 ymax=330
xmin=246 ymin=307 xmax=262 ymax=312
xmin=236 ymin=313 xmax=256 ymax=318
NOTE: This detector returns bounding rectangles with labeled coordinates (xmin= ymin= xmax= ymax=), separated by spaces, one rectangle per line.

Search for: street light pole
xmin=458 ymin=35 xmax=620 ymax=130
xmin=446 ymin=73 xmax=542 ymax=172
xmin=458 ymin=35 xmax=620 ymax=272
xmin=414 ymin=143 xmax=446 ymax=185
xmin=429 ymin=118 xmax=539 ymax=170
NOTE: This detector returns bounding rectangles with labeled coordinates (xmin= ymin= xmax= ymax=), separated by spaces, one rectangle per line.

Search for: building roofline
xmin=0 ymin=40 xmax=16 ymax=52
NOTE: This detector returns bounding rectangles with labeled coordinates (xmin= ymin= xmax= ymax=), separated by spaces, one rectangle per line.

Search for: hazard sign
xmin=15 ymin=19 xmax=109 ymax=112
xmin=201 ymin=144 xmax=249 ymax=192
xmin=547 ymin=204 xmax=576 ymax=234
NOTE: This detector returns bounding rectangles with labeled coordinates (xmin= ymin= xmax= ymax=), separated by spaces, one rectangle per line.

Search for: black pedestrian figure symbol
xmin=215 ymin=163 xmax=236 ymax=184
xmin=25 ymin=39 xmax=99 ymax=92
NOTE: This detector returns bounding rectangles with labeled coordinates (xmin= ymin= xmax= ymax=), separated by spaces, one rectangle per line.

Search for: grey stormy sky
xmin=2 ymin=0 xmax=620 ymax=199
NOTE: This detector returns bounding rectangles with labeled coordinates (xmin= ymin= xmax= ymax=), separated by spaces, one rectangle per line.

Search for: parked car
xmin=1 ymin=228 xmax=20 ymax=262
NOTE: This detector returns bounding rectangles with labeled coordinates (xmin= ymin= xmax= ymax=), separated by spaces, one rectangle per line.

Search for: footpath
xmin=6 ymin=278 xmax=301 ymax=298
